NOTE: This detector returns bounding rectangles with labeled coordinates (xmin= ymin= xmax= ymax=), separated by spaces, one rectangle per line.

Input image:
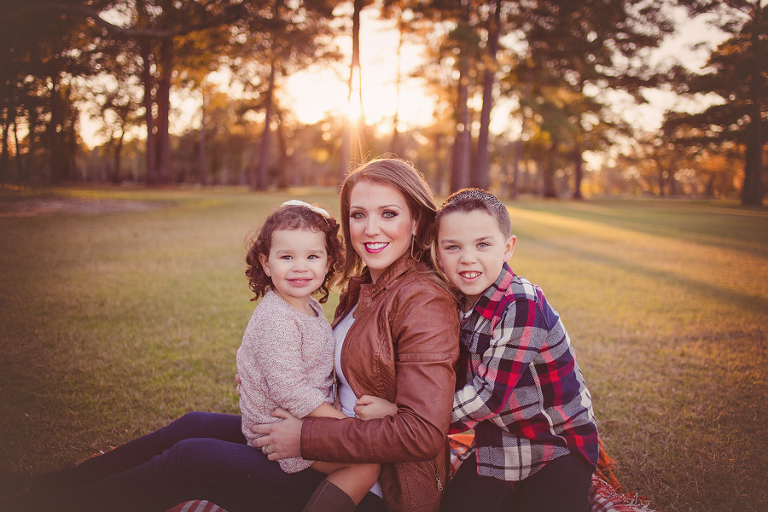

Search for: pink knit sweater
xmin=237 ymin=289 xmax=335 ymax=473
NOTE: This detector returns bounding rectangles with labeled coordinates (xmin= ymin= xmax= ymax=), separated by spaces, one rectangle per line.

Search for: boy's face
xmin=437 ymin=210 xmax=516 ymax=307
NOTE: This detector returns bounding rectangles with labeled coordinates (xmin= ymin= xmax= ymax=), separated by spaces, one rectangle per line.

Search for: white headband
xmin=281 ymin=199 xmax=331 ymax=220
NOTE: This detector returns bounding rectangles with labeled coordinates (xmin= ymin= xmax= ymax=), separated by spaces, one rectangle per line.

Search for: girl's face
xmin=259 ymin=228 xmax=329 ymax=314
xmin=348 ymin=180 xmax=417 ymax=283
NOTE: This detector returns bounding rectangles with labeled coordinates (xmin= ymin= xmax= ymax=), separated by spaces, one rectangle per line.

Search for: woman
xmin=4 ymin=158 xmax=459 ymax=512
xmin=254 ymin=158 xmax=460 ymax=512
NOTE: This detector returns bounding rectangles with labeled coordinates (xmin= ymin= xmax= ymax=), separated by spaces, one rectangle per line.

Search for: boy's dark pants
xmin=441 ymin=452 xmax=593 ymax=512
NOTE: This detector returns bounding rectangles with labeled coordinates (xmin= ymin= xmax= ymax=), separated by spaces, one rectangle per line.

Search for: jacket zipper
xmin=428 ymin=459 xmax=443 ymax=491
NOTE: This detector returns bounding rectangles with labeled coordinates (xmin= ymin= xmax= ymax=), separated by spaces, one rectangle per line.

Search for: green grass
xmin=1 ymin=187 xmax=766 ymax=512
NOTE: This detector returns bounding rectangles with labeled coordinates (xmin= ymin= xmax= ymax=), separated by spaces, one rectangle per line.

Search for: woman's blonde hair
xmin=337 ymin=157 xmax=438 ymax=282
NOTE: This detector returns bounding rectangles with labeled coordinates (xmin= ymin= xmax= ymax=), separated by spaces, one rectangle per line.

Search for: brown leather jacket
xmin=300 ymin=254 xmax=460 ymax=512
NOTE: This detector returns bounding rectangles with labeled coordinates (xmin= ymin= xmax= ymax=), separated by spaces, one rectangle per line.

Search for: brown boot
xmin=302 ymin=479 xmax=356 ymax=512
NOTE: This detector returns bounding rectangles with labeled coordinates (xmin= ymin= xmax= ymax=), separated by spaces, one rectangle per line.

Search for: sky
xmin=284 ymin=7 xmax=730 ymax=136
xmin=79 ymin=7 xmax=730 ymax=149
xmin=283 ymin=12 xmax=437 ymax=129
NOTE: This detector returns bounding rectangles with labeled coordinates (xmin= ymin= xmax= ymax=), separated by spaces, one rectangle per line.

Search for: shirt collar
xmin=465 ymin=262 xmax=516 ymax=322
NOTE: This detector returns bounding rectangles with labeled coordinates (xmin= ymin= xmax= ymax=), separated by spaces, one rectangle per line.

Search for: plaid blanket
xmin=168 ymin=435 xmax=657 ymax=512
xmin=169 ymin=500 xmax=224 ymax=512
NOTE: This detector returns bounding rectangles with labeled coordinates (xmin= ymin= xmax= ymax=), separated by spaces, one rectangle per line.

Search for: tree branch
xmin=4 ymin=2 xmax=244 ymax=40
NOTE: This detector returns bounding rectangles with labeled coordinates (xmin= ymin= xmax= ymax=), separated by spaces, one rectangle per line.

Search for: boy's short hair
xmin=437 ymin=188 xmax=511 ymax=238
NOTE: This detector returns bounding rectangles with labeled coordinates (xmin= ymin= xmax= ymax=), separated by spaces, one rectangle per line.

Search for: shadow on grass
xmin=511 ymin=199 xmax=768 ymax=258
xmin=530 ymin=235 xmax=768 ymax=317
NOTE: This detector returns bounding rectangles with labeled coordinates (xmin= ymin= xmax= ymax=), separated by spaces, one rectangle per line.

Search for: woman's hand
xmin=250 ymin=408 xmax=303 ymax=460
xmin=354 ymin=395 xmax=398 ymax=420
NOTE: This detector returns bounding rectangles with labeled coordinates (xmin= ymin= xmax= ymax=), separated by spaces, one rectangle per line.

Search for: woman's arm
xmin=252 ymin=398 xmax=396 ymax=459
xmin=299 ymin=282 xmax=460 ymax=464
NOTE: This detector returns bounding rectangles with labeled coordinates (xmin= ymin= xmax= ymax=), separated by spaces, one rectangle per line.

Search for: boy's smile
xmin=437 ymin=210 xmax=516 ymax=307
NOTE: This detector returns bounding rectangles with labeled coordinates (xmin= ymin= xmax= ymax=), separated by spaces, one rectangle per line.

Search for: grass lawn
xmin=1 ymin=185 xmax=766 ymax=512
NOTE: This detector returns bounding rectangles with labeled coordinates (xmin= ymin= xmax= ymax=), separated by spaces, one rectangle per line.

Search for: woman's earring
xmin=410 ymin=236 xmax=416 ymax=259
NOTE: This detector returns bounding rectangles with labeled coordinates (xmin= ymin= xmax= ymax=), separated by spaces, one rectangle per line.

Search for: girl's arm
xmin=307 ymin=401 xmax=347 ymax=420
xmin=245 ymin=310 xmax=332 ymax=420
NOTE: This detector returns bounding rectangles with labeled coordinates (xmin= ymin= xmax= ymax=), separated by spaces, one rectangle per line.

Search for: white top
xmin=333 ymin=305 xmax=383 ymax=498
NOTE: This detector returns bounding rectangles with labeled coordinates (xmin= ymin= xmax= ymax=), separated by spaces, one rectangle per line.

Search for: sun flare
xmin=285 ymin=14 xmax=435 ymax=129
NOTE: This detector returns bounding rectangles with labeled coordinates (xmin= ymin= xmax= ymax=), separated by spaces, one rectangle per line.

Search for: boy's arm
xmin=451 ymin=297 xmax=545 ymax=431
xmin=354 ymin=395 xmax=398 ymax=420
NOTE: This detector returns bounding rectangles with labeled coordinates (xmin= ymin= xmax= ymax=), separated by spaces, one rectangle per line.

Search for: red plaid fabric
xmin=450 ymin=264 xmax=599 ymax=481
xmin=168 ymin=500 xmax=226 ymax=512
xmin=447 ymin=433 xmax=658 ymax=512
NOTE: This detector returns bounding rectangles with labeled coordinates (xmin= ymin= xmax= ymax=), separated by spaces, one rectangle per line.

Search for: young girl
xmin=238 ymin=200 xmax=380 ymax=512
xmin=4 ymin=200 xmax=379 ymax=512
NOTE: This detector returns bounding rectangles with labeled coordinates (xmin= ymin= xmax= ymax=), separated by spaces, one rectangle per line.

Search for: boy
xmin=436 ymin=189 xmax=599 ymax=512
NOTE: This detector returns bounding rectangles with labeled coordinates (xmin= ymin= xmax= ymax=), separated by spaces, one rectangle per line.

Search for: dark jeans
xmin=9 ymin=412 xmax=384 ymax=512
xmin=441 ymin=452 xmax=593 ymax=512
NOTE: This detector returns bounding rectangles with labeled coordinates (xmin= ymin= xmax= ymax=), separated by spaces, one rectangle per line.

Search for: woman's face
xmin=348 ymin=180 xmax=417 ymax=283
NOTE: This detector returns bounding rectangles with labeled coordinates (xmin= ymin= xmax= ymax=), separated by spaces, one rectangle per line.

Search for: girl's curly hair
xmin=245 ymin=204 xmax=343 ymax=303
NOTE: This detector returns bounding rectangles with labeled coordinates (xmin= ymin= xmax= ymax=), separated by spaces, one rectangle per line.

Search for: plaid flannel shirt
xmin=450 ymin=263 xmax=599 ymax=481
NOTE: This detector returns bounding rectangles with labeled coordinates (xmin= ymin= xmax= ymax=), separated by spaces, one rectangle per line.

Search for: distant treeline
xmin=0 ymin=0 xmax=765 ymax=204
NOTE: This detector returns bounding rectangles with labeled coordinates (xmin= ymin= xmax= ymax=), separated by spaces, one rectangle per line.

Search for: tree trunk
xmin=573 ymin=142 xmax=583 ymax=199
xmin=197 ymin=97 xmax=208 ymax=186
xmin=511 ymin=138 xmax=522 ymax=198
xmin=542 ymin=140 xmax=558 ymax=198
xmin=156 ymin=38 xmax=173 ymax=182
xmin=141 ymin=38 xmax=157 ymax=184
xmin=390 ymin=18 xmax=403 ymax=156
xmin=432 ymin=133 xmax=444 ymax=195
xmin=255 ymin=60 xmax=276 ymax=191
xmin=499 ymin=150 xmax=509 ymax=197
xmin=741 ymin=0 xmax=765 ymax=206
xmin=510 ymin=65 xmax=531 ymax=199
xmin=13 ymin=116 xmax=24 ymax=180
xmin=198 ymin=90 xmax=207 ymax=186
xmin=705 ymin=172 xmax=716 ymax=197
xmin=63 ymin=85 xmax=77 ymax=182
xmin=48 ymin=74 xmax=61 ymax=184
xmin=473 ymin=0 xmax=501 ymax=190
xmin=276 ymin=116 xmax=291 ymax=188
xmin=742 ymin=119 xmax=764 ymax=205
xmin=451 ymin=57 xmax=471 ymax=192
xmin=1 ymin=112 xmax=8 ymax=182
xmin=113 ymin=131 xmax=124 ymax=184
xmin=339 ymin=0 xmax=364 ymax=184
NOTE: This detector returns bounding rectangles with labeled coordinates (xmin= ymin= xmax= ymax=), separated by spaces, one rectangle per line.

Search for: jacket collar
xmin=336 ymin=253 xmax=419 ymax=324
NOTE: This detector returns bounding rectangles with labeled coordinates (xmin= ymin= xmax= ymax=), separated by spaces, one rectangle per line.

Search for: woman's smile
xmin=364 ymin=242 xmax=389 ymax=253
xmin=349 ymin=181 xmax=416 ymax=283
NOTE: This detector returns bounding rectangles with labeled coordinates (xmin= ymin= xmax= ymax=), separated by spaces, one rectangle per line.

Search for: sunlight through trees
xmin=0 ymin=0 xmax=765 ymax=204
